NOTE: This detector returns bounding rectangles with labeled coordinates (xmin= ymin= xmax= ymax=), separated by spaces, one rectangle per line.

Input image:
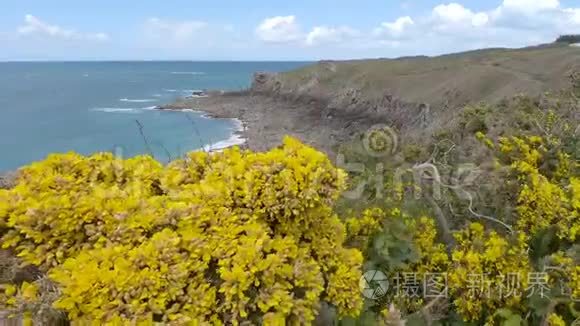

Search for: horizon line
xmin=0 ymin=59 xmax=316 ymax=63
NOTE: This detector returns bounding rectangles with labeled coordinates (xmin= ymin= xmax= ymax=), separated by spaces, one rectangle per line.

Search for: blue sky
xmin=1 ymin=0 xmax=579 ymax=60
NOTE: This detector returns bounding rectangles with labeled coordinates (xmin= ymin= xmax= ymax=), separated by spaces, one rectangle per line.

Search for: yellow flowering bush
xmin=357 ymin=207 xmax=450 ymax=315
xmin=404 ymin=216 xmax=450 ymax=275
xmin=448 ymin=223 xmax=531 ymax=321
xmin=345 ymin=207 xmax=385 ymax=250
xmin=546 ymin=313 xmax=567 ymax=326
xmin=547 ymin=250 xmax=580 ymax=301
xmin=498 ymin=136 xmax=579 ymax=241
xmin=394 ymin=215 xmax=450 ymax=314
xmin=0 ymin=152 xmax=165 ymax=270
xmin=0 ymin=136 xmax=364 ymax=324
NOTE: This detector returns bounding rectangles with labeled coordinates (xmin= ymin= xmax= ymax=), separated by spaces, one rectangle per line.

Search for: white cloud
xmin=305 ymin=26 xmax=358 ymax=46
xmin=492 ymin=0 xmax=580 ymax=32
xmin=472 ymin=13 xmax=490 ymax=27
xmin=17 ymin=15 xmax=109 ymax=41
xmin=255 ymin=16 xmax=302 ymax=43
xmin=433 ymin=3 xmax=473 ymax=23
xmin=432 ymin=3 xmax=489 ymax=27
xmin=247 ymin=0 xmax=579 ymax=59
xmin=373 ymin=0 xmax=580 ymax=52
xmin=374 ymin=16 xmax=415 ymax=38
xmin=255 ymin=1 xmax=578 ymax=55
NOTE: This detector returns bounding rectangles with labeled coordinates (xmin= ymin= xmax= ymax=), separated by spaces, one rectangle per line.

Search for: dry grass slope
xmin=280 ymin=43 xmax=580 ymax=108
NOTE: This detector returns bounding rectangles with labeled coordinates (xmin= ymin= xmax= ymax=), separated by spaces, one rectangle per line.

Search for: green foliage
xmin=459 ymin=104 xmax=491 ymax=135
xmin=346 ymin=87 xmax=579 ymax=325
xmin=402 ymin=144 xmax=425 ymax=163
xmin=555 ymin=34 xmax=580 ymax=44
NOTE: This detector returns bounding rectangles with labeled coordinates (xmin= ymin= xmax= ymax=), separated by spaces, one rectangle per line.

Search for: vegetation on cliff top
xmin=556 ymin=35 xmax=580 ymax=44
xmin=0 ymin=70 xmax=579 ymax=325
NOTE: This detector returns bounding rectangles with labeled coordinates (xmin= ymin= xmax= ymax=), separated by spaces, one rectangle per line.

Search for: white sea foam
xmin=201 ymin=119 xmax=246 ymax=152
xmin=91 ymin=108 xmax=140 ymax=113
xmin=163 ymin=89 xmax=178 ymax=92
xmin=171 ymin=72 xmax=205 ymax=75
xmin=230 ymin=119 xmax=243 ymax=130
xmin=166 ymin=108 xmax=209 ymax=117
xmin=120 ymin=98 xmax=157 ymax=103
xmin=181 ymin=89 xmax=209 ymax=98
xmin=170 ymin=108 xmax=211 ymax=118
xmin=204 ymin=134 xmax=245 ymax=152
xmin=91 ymin=106 xmax=157 ymax=113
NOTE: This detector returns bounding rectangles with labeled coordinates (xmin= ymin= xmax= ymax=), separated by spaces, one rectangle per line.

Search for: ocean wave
xmin=201 ymin=119 xmax=246 ymax=152
xmin=91 ymin=108 xmax=140 ymax=113
xmin=171 ymin=72 xmax=205 ymax=75
xmin=229 ymin=119 xmax=244 ymax=130
xmin=120 ymin=98 xmax=157 ymax=103
xmin=163 ymin=89 xmax=178 ymax=92
xmin=182 ymin=90 xmax=209 ymax=98
xmin=165 ymin=109 xmax=208 ymax=117
xmin=203 ymin=133 xmax=245 ymax=152
xmin=91 ymin=106 xmax=157 ymax=113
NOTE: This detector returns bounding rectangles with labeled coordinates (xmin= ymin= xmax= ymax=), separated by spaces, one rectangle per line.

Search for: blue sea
xmin=0 ymin=62 xmax=309 ymax=171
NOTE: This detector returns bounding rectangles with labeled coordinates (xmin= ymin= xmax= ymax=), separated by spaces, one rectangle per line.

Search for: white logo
xmin=362 ymin=124 xmax=398 ymax=157
xmin=359 ymin=270 xmax=389 ymax=299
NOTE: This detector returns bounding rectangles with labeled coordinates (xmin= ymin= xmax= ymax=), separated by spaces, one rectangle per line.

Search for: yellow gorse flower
xmin=0 ymin=136 xmax=363 ymax=324
xmin=448 ymin=223 xmax=531 ymax=321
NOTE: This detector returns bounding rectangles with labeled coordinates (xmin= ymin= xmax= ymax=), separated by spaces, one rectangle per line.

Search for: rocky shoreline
xmin=158 ymin=75 xmax=409 ymax=157
xmin=156 ymin=93 xmax=345 ymax=155
xmin=154 ymin=71 xmax=429 ymax=158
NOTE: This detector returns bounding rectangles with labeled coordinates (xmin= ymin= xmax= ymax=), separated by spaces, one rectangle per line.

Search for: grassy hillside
xmin=277 ymin=43 xmax=580 ymax=109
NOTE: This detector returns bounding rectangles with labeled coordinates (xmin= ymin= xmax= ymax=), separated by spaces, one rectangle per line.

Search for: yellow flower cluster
xmin=0 ymin=136 xmax=364 ymax=324
xmin=448 ymin=223 xmax=531 ymax=321
xmin=548 ymin=251 xmax=580 ymax=301
xmin=345 ymin=207 xmax=385 ymax=249
xmin=405 ymin=216 xmax=450 ymax=275
xmin=396 ymin=215 xmax=450 ymax=313
xmin=475 ymin=131 xmax=495 ymax=149
xmin=498 ymin=136 xmax=579 ymax=241
xmin=546 ymin=313 xmax=567 ymax=326
xmin=0 ymin=152 xmax=165 ymax=270
xmin=2 ymin=281 xmax=39 ymax=307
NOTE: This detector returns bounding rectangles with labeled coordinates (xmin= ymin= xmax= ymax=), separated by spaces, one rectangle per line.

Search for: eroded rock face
xmin=251 ymin=72 xmax=282 ymax=94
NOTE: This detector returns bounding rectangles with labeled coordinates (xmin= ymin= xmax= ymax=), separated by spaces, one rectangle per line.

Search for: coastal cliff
xmin=160 ymin=43 xmax=580 ymax=157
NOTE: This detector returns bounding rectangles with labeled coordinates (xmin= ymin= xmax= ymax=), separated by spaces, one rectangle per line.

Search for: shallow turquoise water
xmin=0 ymin=61 xmax=309 ymax=171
